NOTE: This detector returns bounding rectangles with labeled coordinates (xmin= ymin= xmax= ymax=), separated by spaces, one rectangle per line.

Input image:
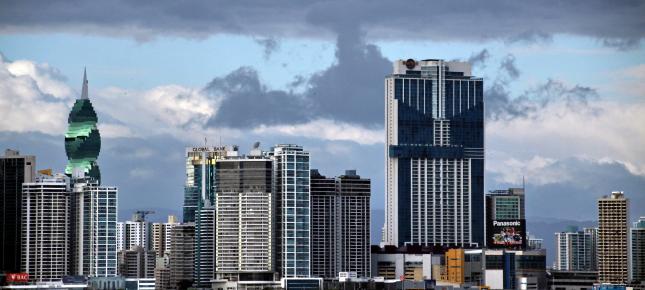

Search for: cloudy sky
xmin=1 ymin=0 xmax=644 ymax=245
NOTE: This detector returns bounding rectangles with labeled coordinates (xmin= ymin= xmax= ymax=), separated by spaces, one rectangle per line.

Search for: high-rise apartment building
xmin=118 ymin=246 xmax=155 ymax=278
xmin=337 ymin=170 xmax=371 ymax=278
xmin=117 ymin=217 xmax=152 ymax=253
xmin=0 ymin=149 xmax=35 ymax=272
xmin=554 ymin=226 xmax=595 ymax=271
xmin=486 ymin=188 xmax=526 ymax=250
xmin=597 ymin=191 xmax=629 ymax=284
xmin=584 ymin=227 xmax=598 ymax=271
xmin=214 ymin=155 xmax=275 ymax=281
xmin=310 ymin=169 xmax=371 ymax=279
xmin=151 ymin=215 xmax=178 ymax=259
xmin=630 ymin=217 xmax=645 ymax=283
xmin=169 ymin=223 xmax=195 ymax=289
xmin=384 ymin=59 xmax=484 ymax=247
xmin=21 ymin=173 xmax=69 ymax=282
xmin=272 ymin=144 xmax=311 ymax=278
xmin=70 ymin=181 xmax=118 ymax=277
xmin=195 ymin=203 xmax=215 ymax=287
xmin=64 ymin=69 xmax=101 ymax=182
xmin=310 ymin=170 xmax=339 ymax=279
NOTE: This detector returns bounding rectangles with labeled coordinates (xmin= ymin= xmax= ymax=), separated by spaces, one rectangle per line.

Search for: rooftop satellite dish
xmin=253 ymin=142 xmax=260 ymax=149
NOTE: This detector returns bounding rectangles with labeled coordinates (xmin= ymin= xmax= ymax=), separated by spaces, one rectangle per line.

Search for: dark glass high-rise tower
xmin=384 ymin=59 xmax=484 ymax=247
xmin=64 ymin=69 xmax=101 ymax=182
xmin=0 ymin=149 xmax=35 ymax=272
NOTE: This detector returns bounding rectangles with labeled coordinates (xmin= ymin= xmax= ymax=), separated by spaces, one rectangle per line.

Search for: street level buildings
xmin=597 ymin=191 xmax=629 ymax=284
xmin=21 ymin=173 xmax=69 ymax=282
xmin=384 ymin=59 xmax=485 ymax=247
xmin=0 ymin=149 xmax=35 ymax=272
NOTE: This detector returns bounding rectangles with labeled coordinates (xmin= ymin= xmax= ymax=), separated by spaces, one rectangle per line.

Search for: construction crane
xmin=133 ymin=210 xmax=155 ymax=222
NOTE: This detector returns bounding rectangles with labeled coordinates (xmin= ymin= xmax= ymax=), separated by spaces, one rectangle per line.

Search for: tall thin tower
xmin=384 ymin=59 xmax=484 ymax=247
xmin=64 ymin=69 xmax=101 ymax=182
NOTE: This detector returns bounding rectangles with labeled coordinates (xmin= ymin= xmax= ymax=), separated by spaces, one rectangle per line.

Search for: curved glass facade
xmin=65 ymin=78 xmax=101 ymax=182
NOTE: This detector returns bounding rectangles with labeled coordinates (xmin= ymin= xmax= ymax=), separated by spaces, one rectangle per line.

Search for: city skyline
xmin=1 ymin=0 xmax=644 ymax=277
xmin=1 ymin=3 xmax=644 ymax=229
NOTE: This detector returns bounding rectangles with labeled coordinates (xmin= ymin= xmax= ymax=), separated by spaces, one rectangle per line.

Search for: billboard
xmin=488 ymin=219 xmax=526 ymax=249
xmin=6 ymin=273 xmax=29 ymax=283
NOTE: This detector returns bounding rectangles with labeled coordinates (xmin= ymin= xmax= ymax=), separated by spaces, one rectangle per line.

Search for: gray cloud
xmin=206 ymin=25 xmax=390 ymax=128
xmin=485 ymin=54 xmax=598 ymax=120
xmin=1 ymin=0 xmax=643 ymax=48
xmin=304 ymin=25 xmax=390 ymax=125
xmin=205 ymin=67 xmax=310 ymax=127
xmin=504 ymin=30 xmax=553 ymax=45
xmin=499 ymin=54 xmax=520 ymax=80
xmin=466 ymin=49 xmax=491 ymax=69
xmin=254 ymin=37 xmax=280 ymax=60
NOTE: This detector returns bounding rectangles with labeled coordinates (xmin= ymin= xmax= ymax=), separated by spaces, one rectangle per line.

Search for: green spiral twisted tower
xmin=64 ymin=69 xmax=101 ymax=182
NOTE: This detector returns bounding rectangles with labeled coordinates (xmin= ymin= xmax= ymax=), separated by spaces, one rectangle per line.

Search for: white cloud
xmin=612 ymin=64 xmax=645 ymax=99
xmin=93 ymin=85 xmax=217 ymax=137
xmin=252 ymin=119 xmax=384 ymax=145
xmin=0 ymin=56 xmax=71 ymax=134
xmin=488 ymin=155 xmax=565 ymax=185
xmin=487 ymin=98 xmax=645 ymax=183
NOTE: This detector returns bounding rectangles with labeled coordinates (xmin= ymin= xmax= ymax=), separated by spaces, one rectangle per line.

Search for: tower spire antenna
xmin=81 ymin=67 xmax=89 ymax=100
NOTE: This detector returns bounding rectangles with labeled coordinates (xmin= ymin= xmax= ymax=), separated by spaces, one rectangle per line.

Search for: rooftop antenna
xmin=204 ymin=136 xmax=207 ymax=146
xmin=522 ymin=175 xmax=525 ymax=190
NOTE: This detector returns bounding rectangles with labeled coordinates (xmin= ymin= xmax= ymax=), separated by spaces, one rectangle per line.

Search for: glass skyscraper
xmin=0 ymin=149 xmax=35 ymax=272
xmin=384 ymin=59 xmax=484 ymax=247
xmin=64 ymin=70 xmax=118 ymax=278
xmin=272 ymin=144 xmax=310 ymax=278
xmin=65 ymin=69 xmax=101 ymax=182
xmin=71 ymin=181 xmax=118 ymax=277
xmin=183 ymin=146 xmax=230 ymax=223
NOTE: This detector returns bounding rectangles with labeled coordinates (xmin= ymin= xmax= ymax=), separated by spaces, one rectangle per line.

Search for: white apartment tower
xmin=70 ymin=181 xmax=118 ymax=277
xmin=555 ymin=226 xmax=595 ymax=271
xmin=21 ymin=173 xmax=70 ymax=282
